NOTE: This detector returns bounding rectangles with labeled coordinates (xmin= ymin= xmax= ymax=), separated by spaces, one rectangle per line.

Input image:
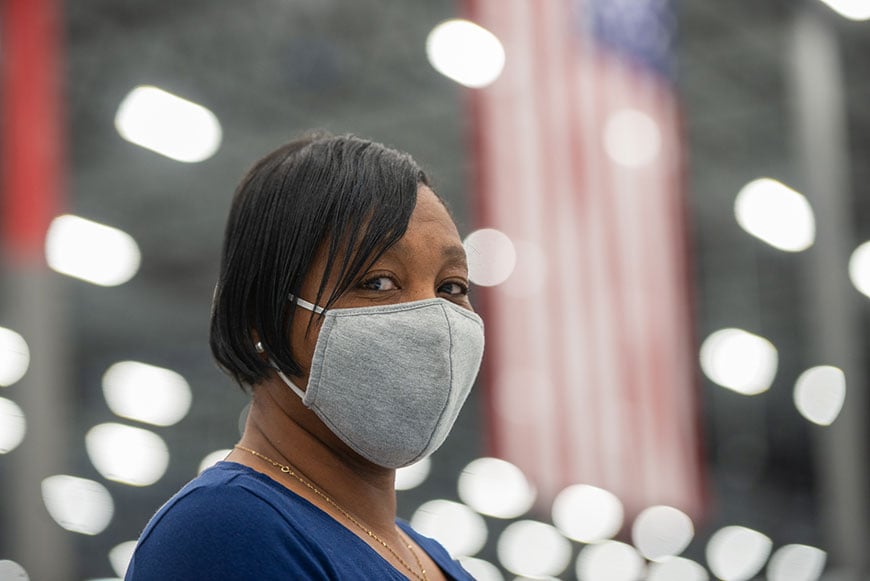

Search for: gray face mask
xmin=274 ymin=296 xmax=485 ymax=469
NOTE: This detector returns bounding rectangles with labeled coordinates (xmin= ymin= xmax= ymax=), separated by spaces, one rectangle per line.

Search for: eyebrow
xmin=441 ymin=244 xmax=468 ymax=265
xmin=384 ymin=240 xmax=468 ymax=266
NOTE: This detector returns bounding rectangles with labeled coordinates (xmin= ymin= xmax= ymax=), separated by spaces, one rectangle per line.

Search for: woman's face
xmin=289 ymin=185 xmax=472 ymax=382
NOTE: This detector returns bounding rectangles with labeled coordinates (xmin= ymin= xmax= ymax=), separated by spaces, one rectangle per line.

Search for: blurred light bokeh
xmin=2 ymin=0 xmax=869 ymax=580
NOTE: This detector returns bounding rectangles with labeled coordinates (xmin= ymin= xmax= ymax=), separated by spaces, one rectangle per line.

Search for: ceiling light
xmin=85 ymin=423 xmax=169 ymax=486
xmin=603 ymin=109 xmax=662 ymax=168
xmin=497 ymin=520 xmax=572 ymax=578
xmin=395 ymin=456 xmax=432 ymax=491
xmin=552 ymin=484 xmax=624 ymax=543
xmin=793 ymin=365 xmax=846 ymax=426
xmin=458 ymin=457 xmax=535 ymax=518
xmin=0 ymin=397 xmax=26 ymax=454
xmin=109 ymin=541 xmax=137 ymax=578
xmin=816 ymin=0 xmax=870 ymax=20
xmin=0 ymin=327 xmax=30 ymax=386
xmin=410 ymin=499 xmax=488 ymax=558
xmin=848 ymin=241 xmax=870 ymax=298
xmin=41 ymin=474 xmax=114 ymax=535
xmin=102 ymin=361 xmax=192 ymax=426
xmin=464 ymin=228 xmax=517 ymax=287
xmin=734 ymin=178 xmax=815 ymax=252
xmin=706 ymin=526 xmax=772 ymax=581
xmin=631 ymin=505 xmax=695 ymax=560
xmin=426 ymin=19 xmax=505 ymax=88
xmin=0 ymin=561 xmax=29 ymax=580
xmin=647 ymin=557 xmax=709 ymax=581
xmin=456 ymin=557 xmax=503 ymax=581
xmin=699 ymin=328 xmax=778 ymax=395
xmin=45 ymin=215 xmax=141 ymax=287
xmin=198 ymin=449 xmax=232 ymax=474
xmin=767 ymin=544 xmax=826 ymax=581
xmin=115 ymin=85 xmax=222 ymax=162
xmin=575 ymin=541 xmax=646 ymax=581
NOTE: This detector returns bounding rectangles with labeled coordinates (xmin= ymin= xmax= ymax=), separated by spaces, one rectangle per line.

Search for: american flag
xmin=464 ymin=0 xmax=706 ymax=521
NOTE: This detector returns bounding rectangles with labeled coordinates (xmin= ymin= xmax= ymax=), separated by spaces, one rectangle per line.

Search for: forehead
xmin=401 ymin=186 xmax=463 ymax=248
xmin=409 ymin=185 xmax=457 ymax=227
xmin=309 ymin=186 xmax=465 ymax=288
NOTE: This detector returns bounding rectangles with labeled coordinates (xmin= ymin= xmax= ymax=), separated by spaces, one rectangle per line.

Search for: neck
xmin=230 ymin=378 xmax=399 ymax=537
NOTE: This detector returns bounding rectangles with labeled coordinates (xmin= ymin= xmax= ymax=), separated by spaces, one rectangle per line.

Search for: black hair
xmin=209 ymin=132 xmax=429 ymax=387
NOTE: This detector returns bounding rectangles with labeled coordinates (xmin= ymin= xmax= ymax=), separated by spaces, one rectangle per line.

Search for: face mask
xmin=272 ymin=295 xmax=485 ymax=469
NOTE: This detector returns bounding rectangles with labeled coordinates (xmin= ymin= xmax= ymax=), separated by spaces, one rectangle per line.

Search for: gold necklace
xmin=234 ymin=445 xmax=428 ymax=581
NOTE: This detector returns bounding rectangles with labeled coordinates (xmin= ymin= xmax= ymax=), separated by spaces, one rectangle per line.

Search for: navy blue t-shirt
xmin=125 ymin=462 xmax=473 ymax=580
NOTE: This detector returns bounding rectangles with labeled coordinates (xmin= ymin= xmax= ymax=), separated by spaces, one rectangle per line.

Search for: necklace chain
xmin=234 ymin=445 xmax=428 ymax=581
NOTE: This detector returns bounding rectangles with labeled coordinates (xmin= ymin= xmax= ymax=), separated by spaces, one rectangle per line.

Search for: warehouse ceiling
xmin=3 ymin=0 xmax=870 ymax=578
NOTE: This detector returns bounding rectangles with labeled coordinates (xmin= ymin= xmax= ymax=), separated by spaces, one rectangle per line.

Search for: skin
xmin=225 ymin=185 xmax=472 ymax=579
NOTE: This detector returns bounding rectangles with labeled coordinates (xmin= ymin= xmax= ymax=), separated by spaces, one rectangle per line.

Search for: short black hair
xmin=209 ymin=132 xmax=429 ymax=387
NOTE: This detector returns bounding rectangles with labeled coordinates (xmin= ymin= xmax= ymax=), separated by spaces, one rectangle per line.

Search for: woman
xmin=125 ymin=133 xmax=484 ymax=580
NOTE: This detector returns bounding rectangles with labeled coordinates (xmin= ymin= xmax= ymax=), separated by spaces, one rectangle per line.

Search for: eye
xmin=439 ymin=280 xmax=470 ymax=297
xmin=359 ymin=275 xmax=398 ymax=291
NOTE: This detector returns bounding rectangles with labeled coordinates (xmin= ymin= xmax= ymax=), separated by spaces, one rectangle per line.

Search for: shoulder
xmin=138 ymin=462 xmax=306 ymax=541
xmin=126 ymin=462 xmax=335 ymax=580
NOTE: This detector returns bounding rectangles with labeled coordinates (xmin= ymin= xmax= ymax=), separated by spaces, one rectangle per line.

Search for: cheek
xmin=289 ymin=311 xmax=322 ymax=379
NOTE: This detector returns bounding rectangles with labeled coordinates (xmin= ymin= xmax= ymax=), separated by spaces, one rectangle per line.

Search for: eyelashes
xmin=438 ymin=281 xmax=470 ymax=296
xmin=357 ymin=274 xmax=470 ymax=297
xmin=358 ymin=275 xmax=398 ymax=291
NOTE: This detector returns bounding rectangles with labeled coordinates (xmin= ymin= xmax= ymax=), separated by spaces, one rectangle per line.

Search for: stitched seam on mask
xmin=305 ymin=313 xmax=337 ymax=407
xmin=405 ymin=302 xmax=455 ymax=466
xmin=326 ymin=298 xmax=482 ymax=325
xmin=328 ymin=300 xmax=439 ymax=318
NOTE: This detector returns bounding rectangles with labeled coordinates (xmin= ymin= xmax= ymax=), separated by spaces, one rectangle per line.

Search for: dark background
xmin=2 ymin=0 xmax=869 ymax=579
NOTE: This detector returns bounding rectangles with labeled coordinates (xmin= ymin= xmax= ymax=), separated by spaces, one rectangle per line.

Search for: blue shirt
xmin=125 ymin=462 xmax=474 ymax=580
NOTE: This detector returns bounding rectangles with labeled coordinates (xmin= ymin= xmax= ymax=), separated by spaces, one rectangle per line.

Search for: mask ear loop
xmin=271 ymin=362 xmax=308 ymax=400
xmin=256 ymin=302 xmax=314 ymax=401
xmin=289 ymin=294 xmax=326 ymax=315
xmin=253 ymin=294 xmax=325 ymax=401
xmin=254 ymin=339 xmax=308 ymax=400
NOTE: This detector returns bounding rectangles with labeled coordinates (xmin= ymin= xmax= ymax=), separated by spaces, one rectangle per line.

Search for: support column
xmin=788 ymin=6 xmax=869 ymax=580
xmin=1 ymin=0 xmax=74 ymax=579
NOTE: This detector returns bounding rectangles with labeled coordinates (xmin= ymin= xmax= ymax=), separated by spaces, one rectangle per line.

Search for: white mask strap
xmin=269 ymin=358 xmax=307 ymax=400
xmin=289 ymin=294 xmax=326 ymax=315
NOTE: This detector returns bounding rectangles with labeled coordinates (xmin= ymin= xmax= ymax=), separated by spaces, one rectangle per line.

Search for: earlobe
xmin=250 ymin=330 xmax=267 ymax=356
